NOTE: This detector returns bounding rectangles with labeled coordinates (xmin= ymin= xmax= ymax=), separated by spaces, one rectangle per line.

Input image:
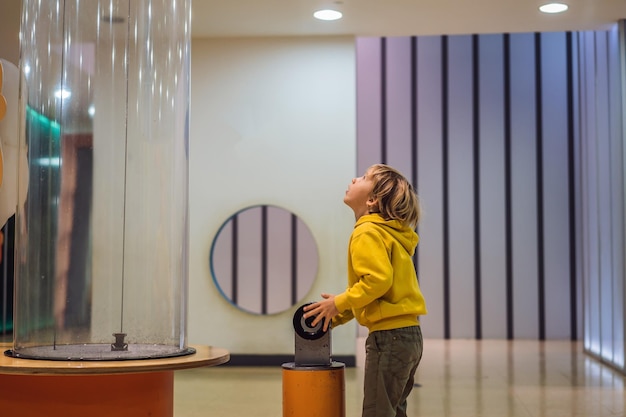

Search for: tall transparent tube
xmin=11 ymin=0 xmax=192 ymax=360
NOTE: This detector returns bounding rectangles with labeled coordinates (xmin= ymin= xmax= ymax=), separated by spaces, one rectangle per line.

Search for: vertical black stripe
xmin=592 ymin=31 xmax=601 ymax=345
xmin=231 ymin=215 xmax=238 ymax=304
xmin=411 ymin=36 xmax=420 ymax=272
xmin=534 ymin=33 xmax=546 ymax=341
xmin=411 ymin=36 xmax=418 ymax=187
xmin=472 ymin=34 xmax=482 ymax=339
xmin=503 ymin=33 xmax=514 ymax=340
xmin=566 ymin=32 xmax=577 ymax=341
xmin=575 ymin=31 xmax=586 ymax=344
xmin=381 ymin=37 xmax=387 ymax=164
xmin=261 ymin=206 xmax=268 ymax=314
xmin=596 ymin=30 xmax=608 ymax=346
xmin=291 ymin=214 xmax=298 ymax=305
xmin=442 ymin=35 xmax=451 ymax=339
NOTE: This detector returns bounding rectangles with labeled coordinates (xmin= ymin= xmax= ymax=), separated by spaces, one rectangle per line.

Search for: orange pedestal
xmin=0 ymin=372 xmax=174 ymax=417
xmin=0 ymin=344 xmax=229 ymax=417
xmin=282 ymin=362 xmax=345 ymax=417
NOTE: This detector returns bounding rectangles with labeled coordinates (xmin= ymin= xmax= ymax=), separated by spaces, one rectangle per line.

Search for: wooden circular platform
xmin=0 ymin=343 xmax=230 ymax=417
xmin=0 ymin=343 xmax=229 ymax=375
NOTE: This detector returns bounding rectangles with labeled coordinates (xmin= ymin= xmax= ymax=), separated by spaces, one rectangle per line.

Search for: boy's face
xmin=344 ymin=168 xmax=375 ymax=217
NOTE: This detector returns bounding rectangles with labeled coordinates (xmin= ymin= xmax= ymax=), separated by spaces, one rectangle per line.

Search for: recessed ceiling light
xmin=314 ymin=9 xmax=343 ymax=21
xmin=539 ymin=3 xmax=568 ymax=13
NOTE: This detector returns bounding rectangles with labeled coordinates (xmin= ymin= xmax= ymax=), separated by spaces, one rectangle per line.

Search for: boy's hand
xmin=302 ymin=293 xmax=339 ymax=332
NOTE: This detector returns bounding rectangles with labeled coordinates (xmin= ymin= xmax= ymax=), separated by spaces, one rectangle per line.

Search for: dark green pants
xmin=363 ymin=326 xmax=423 ymax=417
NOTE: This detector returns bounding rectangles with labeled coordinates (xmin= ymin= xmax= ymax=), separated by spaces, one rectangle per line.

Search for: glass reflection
xmin=211 ymin=205 xmax=319 ymax=315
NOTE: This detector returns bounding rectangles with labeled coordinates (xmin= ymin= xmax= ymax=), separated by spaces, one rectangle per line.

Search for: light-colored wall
xmin=188 ymin=36 xmax=358 ymax=355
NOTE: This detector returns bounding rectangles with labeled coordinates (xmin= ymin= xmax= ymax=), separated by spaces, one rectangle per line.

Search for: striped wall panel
xmin=579 ymin=24 xmax=626 ymax=371
xmin=356 ymin=32 xmax=580 ymax=340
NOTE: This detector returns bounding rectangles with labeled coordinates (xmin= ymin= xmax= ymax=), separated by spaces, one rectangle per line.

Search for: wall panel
xmin=478 ymin=34 xmax=507 ymax=338
xmin=607 ymin=25 xmax=625 ymax=368
xmin=578 ymin=23 xmax=626 ymax=372
xmin=595 ymin=31 xmax=614 ymax=361
xmin=385 ymin=36 xmax=414 ymax=176
xmin=508 ymin=33 xmax=540 ymax=339
xmin=447 ymin=35 xmax=476 ymax=338
xmin=415 ymin=36 xmax=445 ymax=338
xmin=356 ymin=37 xmax=383 ymax=173
xmin=580 ymin=31 xmax=600 ymax=353
xmin=540 ymin=32 xmax=572 ymax=339
xmin=356 ymin=31 xmax=585 ymax=340
xmin=190 ymin=36 xmax=357 ymax=358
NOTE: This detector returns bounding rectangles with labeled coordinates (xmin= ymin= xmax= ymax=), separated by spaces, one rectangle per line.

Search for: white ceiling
xmin=192 ymin=0 xmax=626 ymax=38
xmin=1 ymin=0 xmax=625 ymax=53
xmin=0 ymin=1 xmax=622 ymax=140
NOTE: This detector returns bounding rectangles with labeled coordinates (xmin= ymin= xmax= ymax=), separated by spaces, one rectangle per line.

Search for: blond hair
xmin=368 ymin=164 xmax=421 ymax=228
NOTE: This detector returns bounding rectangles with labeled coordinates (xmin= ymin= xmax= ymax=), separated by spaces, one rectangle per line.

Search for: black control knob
xmin=293 ymin=303 xmax=328 ymax=341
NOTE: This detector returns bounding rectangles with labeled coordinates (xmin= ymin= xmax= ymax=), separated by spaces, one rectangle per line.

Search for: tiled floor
xmin=173 ymin=339 xmax=626 ymax=417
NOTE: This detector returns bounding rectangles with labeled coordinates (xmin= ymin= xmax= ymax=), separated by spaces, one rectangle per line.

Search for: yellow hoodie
xmin=333 ymin=213 xmax=428 ymax=332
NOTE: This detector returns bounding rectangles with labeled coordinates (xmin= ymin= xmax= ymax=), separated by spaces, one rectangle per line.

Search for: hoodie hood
xmin=354 ymin=213 xmax=418 ymax=255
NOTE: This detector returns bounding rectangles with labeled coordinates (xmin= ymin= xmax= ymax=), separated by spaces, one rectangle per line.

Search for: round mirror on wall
xmin=210 ymin=205 xmax=319 ymax=315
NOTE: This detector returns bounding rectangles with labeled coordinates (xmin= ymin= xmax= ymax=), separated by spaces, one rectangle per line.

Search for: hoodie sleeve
xmin=332 ymin=309 xmax=354 ymax=327
xmin=334 ymin=227 xmax=393 ymax=313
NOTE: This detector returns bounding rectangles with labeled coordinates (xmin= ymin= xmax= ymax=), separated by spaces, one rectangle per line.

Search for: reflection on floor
xmin=174 ymin=339 xmax=626 ymax=417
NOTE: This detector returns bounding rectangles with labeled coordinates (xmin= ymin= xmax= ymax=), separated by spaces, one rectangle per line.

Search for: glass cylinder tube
xmin=10 ymin=0 xmax=192 ymax=360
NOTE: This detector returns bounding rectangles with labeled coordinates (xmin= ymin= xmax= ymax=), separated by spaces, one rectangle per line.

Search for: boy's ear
xmin=367 ymin=197 xmax=379 ymax=211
